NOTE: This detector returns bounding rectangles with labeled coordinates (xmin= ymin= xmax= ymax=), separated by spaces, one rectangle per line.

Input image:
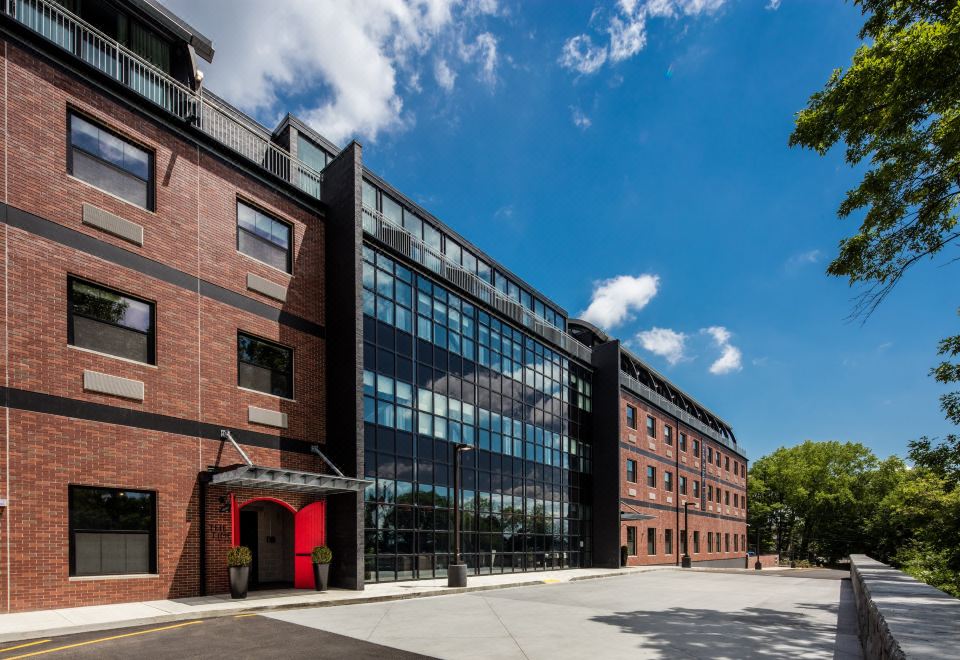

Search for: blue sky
xmin=170 ymin=0 xmax=956 ymax=461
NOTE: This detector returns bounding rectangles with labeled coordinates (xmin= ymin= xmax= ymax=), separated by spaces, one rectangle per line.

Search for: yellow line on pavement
xmin=233 ymin=614 xmax=257 ymax=618
xmin=0 ymin=640 xmax=51 ymax=654
xmin=542 ymin=579 xmax=561 ymax=584
xmin=5 ymin=621 xmax=202 ymax=659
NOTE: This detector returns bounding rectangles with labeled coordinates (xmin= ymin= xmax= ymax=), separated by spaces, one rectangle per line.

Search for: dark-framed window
xmin=647 ymin=528 xmax=656 ymax=555
xmin=626 ymin=459 xmax=637 ymax=483
xmin=646 ymin=415 xmax=655 ymax=438
xmin=679 ymin=432 xmax=687 ymax=452
xmin=69 ymin=485 xmax=157 ymax=576
xmin=664 ymin=425 xmax=672 ymax=446
xmin=693 ymin=530 xmax=700 ymax=554
xmin=664 ymin=471 xmax=673 ymax=492
xmin=707 ymin=447 xmax=713 ymax=463
xmin=708 ymin=531 xmax=713 ymax=553
xmin=725 ymin=456 xmax=730 ymax=471
xmin=238 ymin=332 xmax=293 ymax=399
xmin=665 ymin=529 xmax=673 ymax=555
xmin=68 ymin=112 xmax=154 ymax=210
xmin=679 ymin=475 xmax=687 ymax=495
xmin=626 ymin=404 xmax=637 ymax=430
xmin=725 ymin=533 xmax=730 ymax=552
xmin=68 ymin=277 xmax=155 ymax=364
xmin=693 ymin=480 xmax=700 ymax=498
xmin=237 ymin=200 xmax=292 ymax=273
xmin=646 ymin=465 xmax=656 ymax=488
xmin=627 ymin=526 xmax=637 ymax=556
xmin=693 ymin=438 xmax=700 ymax=456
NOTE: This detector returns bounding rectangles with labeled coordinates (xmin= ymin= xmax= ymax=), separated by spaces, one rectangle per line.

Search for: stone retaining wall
xmin=849 ymin=554 xmax=960 ymax=659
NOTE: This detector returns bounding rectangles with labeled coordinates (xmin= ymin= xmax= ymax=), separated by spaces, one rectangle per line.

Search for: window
xmin=68 ymin=113 xmax=153 ymax=209
xmin=646 ymin=415 xmax=656 ymax=438
xmin=646 ymin=465 xmax=656 ymax=488
xmin=237 ymin=201 xmax=292 ymax=273
xmin=707 ymin=531 xmax=713 ymax=553
xmin=725 ymin=456 xmax=730 ymax=471
xmin=692 ymin=438 xmax=700 ymax=456
xmin=733 ymin=460 xmax=738 ymax=475
xmin=626 ymin=459 xmax=637 ymax=483
xmin=679 ymin=432 xmax=687 ymax=452
xmin=68 ymin=277 xmax=155 ymax=364
xmin=69 ymin=485 xmax=156 ymax=576
xmin=647 ymin=528 xmax=656 ymax=555
xmin=679 ymin=475 xmax=687 ymax=495
xmin=716 ymin=451 xmax=722 ymax=467
xmin=680 ymin=529 xmax=687 ymax=555
xmin=237 ymin=332 xmax=293 ymax=398
xmin=664 ymin=529 xmax=673 ymax=555
xmin=734 ymin=493 xmax=739 ymax=508
xmin=693 ymin=531 xmax=700 ymax=553
xmin=664 ymin=425 xmax=673 ymax=446
xmin=725 ymin=533 xmax=730 ymax=552
xmin=717 ymin=488 xmax=722 ymax=504
xmin=734 ymin=534 xmax=739 ymax=552
xmin=707 ymin=484 xmax=713 ymax=501
xmin=693 ymin=480 xmax=700 ymax=498
xmin=707 ymin=447 xmax=713 ymax=463
xmin=627 ymin=527 xmax=637 ymax=556
xmin=626 ymin=405 xmax=637 ymax=430
xmin=664 ymin=471 xmax=673 ymax=492
xmin=725 ymin=491 xmax=730 ymax=506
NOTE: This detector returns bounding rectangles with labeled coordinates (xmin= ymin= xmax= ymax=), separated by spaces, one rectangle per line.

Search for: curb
xmin=0 ymin=576 xmax=589 ymax=644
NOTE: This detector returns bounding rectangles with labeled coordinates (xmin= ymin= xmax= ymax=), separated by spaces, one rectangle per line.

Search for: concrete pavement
xmin=266 ymin=569 xmax=862 ymax=659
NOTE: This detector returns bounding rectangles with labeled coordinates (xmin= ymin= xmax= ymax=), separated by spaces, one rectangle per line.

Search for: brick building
xmin=0 ymin=0 xmax=747 ymax=613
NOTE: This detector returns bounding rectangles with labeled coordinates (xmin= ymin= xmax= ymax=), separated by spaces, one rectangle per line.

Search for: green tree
xmin=789 ymin=0 xmax=960 ymax=424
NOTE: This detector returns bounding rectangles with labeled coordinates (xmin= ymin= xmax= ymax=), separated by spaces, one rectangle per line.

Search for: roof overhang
xmin=211 ymin=465 xmax=370 ymax=495
xmin=621 ymin=511 xmax=657 ymax=521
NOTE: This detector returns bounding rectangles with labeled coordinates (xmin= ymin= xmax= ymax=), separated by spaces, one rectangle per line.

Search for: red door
xmin=294 ymin=501 xmax=326 ymax=588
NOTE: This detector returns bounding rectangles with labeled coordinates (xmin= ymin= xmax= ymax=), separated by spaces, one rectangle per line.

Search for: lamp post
xmin=681 ymin=502 xmax=694 ymax=568
xmin=755 ymin=524 xmax=762 ymax=571
xmin=449 ymin=442 xmax=474 ymax=587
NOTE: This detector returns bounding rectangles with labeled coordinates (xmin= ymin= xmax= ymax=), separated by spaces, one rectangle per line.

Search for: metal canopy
xmin=621 ymin=511 xmax=657 ymax=521
xmin=211 ymin=465 xmax=370 ymax=495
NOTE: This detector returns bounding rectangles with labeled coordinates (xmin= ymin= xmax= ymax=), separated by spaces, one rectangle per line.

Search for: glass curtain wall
xmin=361 ymin=244 xmax=593 ymax=582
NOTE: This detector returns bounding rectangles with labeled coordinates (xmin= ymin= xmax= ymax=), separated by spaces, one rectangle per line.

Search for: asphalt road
xmin=0 ymin=615 xmax=430 ymax=659
xmin=1 ymin=569 xmax=859 ymax=660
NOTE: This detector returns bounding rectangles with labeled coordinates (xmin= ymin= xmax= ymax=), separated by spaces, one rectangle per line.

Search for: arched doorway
xmin=237 ymin=498 xmax=295 ymax=590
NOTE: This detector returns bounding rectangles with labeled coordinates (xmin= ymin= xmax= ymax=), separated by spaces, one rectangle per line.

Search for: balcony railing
xmin=4 ymin=0 xmax=323 ymax=199
xmin=363 ymin=205 xmax=594 ymax=364
xmin=619 ymin=371 xmax=745 ymax=457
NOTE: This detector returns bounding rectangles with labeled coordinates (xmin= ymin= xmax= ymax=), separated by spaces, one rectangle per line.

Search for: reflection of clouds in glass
xmin=123 ymin=299 xmax=152 ymax=332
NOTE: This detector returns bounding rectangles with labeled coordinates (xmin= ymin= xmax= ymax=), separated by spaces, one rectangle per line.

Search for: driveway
xmin=266 ymin=569 xmax=861 ymax=659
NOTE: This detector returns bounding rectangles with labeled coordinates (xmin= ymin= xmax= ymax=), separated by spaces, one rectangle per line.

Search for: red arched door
xmin=294 ymin=501 xmax=326 ymax=588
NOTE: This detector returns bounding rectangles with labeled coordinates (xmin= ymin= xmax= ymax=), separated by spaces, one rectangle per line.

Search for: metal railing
xmin=619 ymin=372 xmax=745 ymax=457
xmin=363 ymin=205 xmax=594 ymax=364
xmin=4 ymin=0 xmax=323 ymax=198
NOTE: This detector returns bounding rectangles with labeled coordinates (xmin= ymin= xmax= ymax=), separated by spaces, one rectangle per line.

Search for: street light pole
xmin=755 ymin=524 xmax=762 ymax=570
xmin=682 ymin=502 xmax=694 ymax=568
xmin=449 ymin=443 xmax=474 ymax=587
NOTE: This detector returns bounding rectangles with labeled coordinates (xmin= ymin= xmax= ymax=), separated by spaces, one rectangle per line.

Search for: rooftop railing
xmin=4 ymin=0 xmax=323 ymax=198
xmin=363 ymin=205 xmax=594 ymax=364
xmin=619 ymin=371 xmax=744 ymax=457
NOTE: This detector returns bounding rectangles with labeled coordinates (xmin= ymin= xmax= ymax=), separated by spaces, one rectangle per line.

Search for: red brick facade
xmin=0 ymin=39 xmax=330 ymax=611
xmin=618 ymin=391 xmax=747 ymax=567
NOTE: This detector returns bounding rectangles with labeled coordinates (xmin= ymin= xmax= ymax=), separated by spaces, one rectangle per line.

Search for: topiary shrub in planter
xmin=312 ymin=545 xmax=332 ymax=592
xmin=227 ymin=545 xmax=253 ymax=599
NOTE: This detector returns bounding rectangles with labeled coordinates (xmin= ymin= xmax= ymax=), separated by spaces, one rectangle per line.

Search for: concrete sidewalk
xmin=0 ymin=566 xmax=681 ymax=643
xmin=0 ymin=565 xmax=797 ymax=643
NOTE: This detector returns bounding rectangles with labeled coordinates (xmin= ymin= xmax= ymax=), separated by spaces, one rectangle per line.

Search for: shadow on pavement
xmin=590 ymin=585 xmax=856 ymax=659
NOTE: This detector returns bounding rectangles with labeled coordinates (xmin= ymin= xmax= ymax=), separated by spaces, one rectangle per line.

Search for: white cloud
xmin=635 ymin=327 xmax=688 ymax=365
xmin=559 ymin=0 xmax=727 ymax=75
xmin=559 ymin=35 xmax=608 ymax=74
xmin=570 ymin=106 xmax=592 ymax=129
xmin=766 ymin=0 xmax=782 ymax=9
xmin=165 ymin=0 xmax=499 ymax=145
xmin=434 ymin=58 xmax=457 ymax=91
xmin=703 ymin=326 xmax=742 ymax=375
xmin=580 ymin=274 xmax=660 ymax=329
xmin=459 ymin=32 xmax=499 ymax=86
xmin=784 ymin=249 xmax=822 ymax=273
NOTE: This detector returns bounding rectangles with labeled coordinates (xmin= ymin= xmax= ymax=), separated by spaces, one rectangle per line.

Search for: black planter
xmin=313 ymin=563 xmax=330 ymax=591
xmin=229 ymin=565 xmax=250 ymax=599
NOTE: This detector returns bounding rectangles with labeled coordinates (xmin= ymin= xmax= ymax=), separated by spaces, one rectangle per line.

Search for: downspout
xmin=674 ymin=414 xmax=680 ymax=567
xmin=198 ymin=471 xmax=210 ymax=596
